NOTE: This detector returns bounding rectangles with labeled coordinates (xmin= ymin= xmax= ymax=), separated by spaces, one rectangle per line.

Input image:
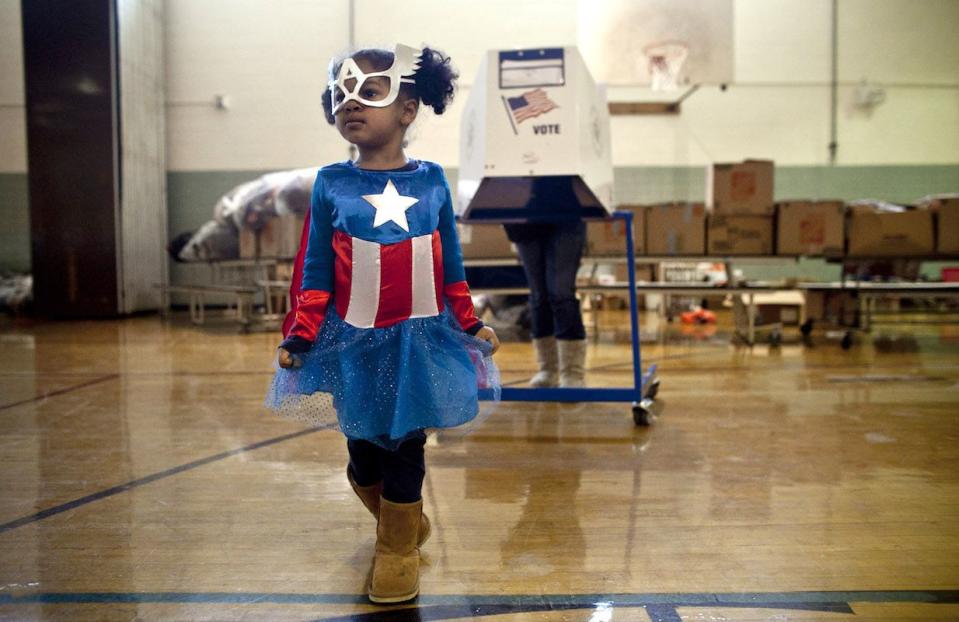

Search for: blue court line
xmin=0 ymin=427 xmax=324 ymax=535
xmin=0 ymin=373 xmax=119 ymax=411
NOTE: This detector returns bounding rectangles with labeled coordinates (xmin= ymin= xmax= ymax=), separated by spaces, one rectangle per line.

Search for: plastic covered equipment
xmin=174 ymin=168 xmax=317 ymax=262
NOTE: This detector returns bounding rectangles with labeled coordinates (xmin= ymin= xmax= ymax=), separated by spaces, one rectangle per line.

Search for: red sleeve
xmin=282 ymin=210 xmax=332 ymax=342
xmin=444 ymin=280 xmax=482 ymax=333
xmin=285 ymin=290 xmax=332 ymax=343
xmin=282 ymin=211 xmax=312 ymax=337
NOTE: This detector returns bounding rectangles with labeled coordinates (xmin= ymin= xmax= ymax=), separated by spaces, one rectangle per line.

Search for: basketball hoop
xmin=643 ymin=40 xmax=689 ymax=92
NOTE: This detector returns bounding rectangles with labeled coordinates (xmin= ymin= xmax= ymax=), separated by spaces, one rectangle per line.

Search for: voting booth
xmin=457 ymin=46 xmax=614 ymax=221
xmin=460 ymin=47 xmax=659 ymax=425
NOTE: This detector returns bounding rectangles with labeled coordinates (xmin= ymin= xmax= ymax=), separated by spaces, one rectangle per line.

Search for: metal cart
xmin=477 ymin=210 xmax=660 ymax=426
xmin=798 ymin=280 xmax=959 ymax=349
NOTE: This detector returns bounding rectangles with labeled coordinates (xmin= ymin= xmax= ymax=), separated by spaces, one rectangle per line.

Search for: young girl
xmin=266 ymin=44 xmax=500 ymax=604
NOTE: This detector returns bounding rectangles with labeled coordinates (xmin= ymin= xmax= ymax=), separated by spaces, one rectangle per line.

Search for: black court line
xmin=0 ymin=371 xmax=119 ymax=377
xmin=0 ymin=373 xmax=119 ymax=412
xmin=0 ymin=371 xmax=271 ymax=378
xmin=0 ymin=426 xmax=325 ymax=535
xmin=1 ymin=590 xmax=957 ymax=621
xmin=312 ymin=601 xmax=852 ymax=622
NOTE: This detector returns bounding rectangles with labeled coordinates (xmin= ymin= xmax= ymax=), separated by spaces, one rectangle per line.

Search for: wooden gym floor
xmin=1 ymin=310 xmax=958 ymax=621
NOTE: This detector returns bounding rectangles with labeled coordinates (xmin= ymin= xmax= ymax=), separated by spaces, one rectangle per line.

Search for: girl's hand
xmin=277 ymin=347 xmax=300 ymax=369
xmin=475 ymin=326 xmax=500 ymax=355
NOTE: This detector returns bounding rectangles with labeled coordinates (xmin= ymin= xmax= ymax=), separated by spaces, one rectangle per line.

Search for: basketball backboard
xmin=578 ymin=0 xmax=734 ymax=91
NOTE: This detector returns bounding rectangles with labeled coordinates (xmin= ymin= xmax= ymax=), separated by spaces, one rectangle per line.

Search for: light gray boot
xmin=529 ymin=336 xmax=559 ymax=388
xmin=557 ymin=338 xmax=587 ymax=388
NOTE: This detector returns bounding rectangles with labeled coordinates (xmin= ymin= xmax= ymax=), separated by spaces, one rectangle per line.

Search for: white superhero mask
xmin=328 ymin=44 xmax=423 ymax=115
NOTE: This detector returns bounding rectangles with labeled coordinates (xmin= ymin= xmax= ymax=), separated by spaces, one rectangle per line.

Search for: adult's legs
xmin=543 ymin=222 xmax=586 ymax=341
xmin=514 ymin=234 xmax=561 ymax=386
xmin=513 ymin=235 xmax=555 ymax=339
xmin=544 ymin=223 xmax=587 ymax=387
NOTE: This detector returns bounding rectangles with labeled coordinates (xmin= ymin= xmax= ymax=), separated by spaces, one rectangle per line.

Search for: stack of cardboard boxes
xmin=457 ymin=223 xmax=516 ymax=259
xmin=586 ymin=204 xmax=645 ymax=256
xmin=706 ymin=159 xmax=775 ymax=255
xmin=927 ymin=196 xmax=959 ymax=255
xmin=451 ymin=174 xmax=956 ymax=262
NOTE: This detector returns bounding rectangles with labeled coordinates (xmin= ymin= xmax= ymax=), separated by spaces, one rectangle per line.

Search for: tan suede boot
xmin=557 ymin=338 xmax=587 ymax=388
xmin=369 ymin=497 xmax=422 ymax=604
xmin=347 ymin=469 xmax=431 ymax=546
xmin=347 ymin=467 xmax=383 ymax=515
xmin=529 ymin=336 xmax=559 ymax=388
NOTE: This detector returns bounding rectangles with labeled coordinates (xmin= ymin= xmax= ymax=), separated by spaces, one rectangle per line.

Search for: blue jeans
xmin=509 ymin=222 xmax=586 ymax=340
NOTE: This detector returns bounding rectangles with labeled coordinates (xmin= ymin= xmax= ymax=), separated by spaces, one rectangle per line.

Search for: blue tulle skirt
xmin=265 ymin=306 xmax=500 ymax=449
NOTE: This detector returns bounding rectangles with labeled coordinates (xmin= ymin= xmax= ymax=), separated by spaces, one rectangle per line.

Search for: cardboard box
xmin=707 ymin=159 xmax=775 ymax=215
xmin=926 ymin=197 xmax=959 ymax=254
xmin=586 ymin=205 xmax=645 ymax=256
xmin=645 ymin=202 xmax=707 ymax=255
xmin=754 ymin=291 xmax=805 ymax=326
xmin=804 ymin=290 xmax=824 ymax=321
xmin=776 ymin=200 xmax=845 ymax=256
xmin=240 ymin=214 xmax=305 ymax=259
xmin=457 ymin=223 xmax=516 ymax=259
xmin=707 ymin=215 xmax=774 ymax=255
xmin=611 ymin=263 xmax=654 ymax=284
xmin=846 ymin=208 xmax=934 ymax=257
xmin=803 ymin=290 xmax=857 ymax=325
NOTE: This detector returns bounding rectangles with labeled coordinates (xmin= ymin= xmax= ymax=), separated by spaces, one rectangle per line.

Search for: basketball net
xmin=643 ymin=41 xmax=689 ymax=92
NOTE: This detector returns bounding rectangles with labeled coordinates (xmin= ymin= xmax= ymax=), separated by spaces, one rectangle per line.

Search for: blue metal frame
xmin=478 ymin=210 xmax=657 ymax=407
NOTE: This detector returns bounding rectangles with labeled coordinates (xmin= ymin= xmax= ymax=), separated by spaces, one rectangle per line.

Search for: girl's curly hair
xmin=321 ymin=46 xmax=458 ymax=124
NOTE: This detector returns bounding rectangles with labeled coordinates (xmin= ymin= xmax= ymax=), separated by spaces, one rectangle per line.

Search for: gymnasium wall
xmin=1 ymin=0 xmax=958 ymax=273
xmin=0 ymin=0 xmax=27 ymax=271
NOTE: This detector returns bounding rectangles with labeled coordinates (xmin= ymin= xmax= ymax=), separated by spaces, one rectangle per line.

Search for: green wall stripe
xmin=0 ymin=173 xmax=30 ymax=272
xmin=2 ymin=166 xmax=957 ymax=274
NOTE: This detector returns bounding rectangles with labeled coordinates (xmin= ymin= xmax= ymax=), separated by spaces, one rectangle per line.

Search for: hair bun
xmin=414 ymin=47 xmax=458 ymax=116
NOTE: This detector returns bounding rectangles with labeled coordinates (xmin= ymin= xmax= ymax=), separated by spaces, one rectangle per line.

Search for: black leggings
xmin=347 ymin=434 xmax=426 ymax=504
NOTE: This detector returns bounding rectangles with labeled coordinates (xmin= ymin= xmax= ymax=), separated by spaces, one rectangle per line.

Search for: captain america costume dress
xmin=265 ymin=159 xmax=500 ymax=450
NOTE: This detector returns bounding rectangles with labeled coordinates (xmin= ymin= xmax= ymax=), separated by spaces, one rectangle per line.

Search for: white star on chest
xmin=363 ymin=179 xmax=418 ymax=232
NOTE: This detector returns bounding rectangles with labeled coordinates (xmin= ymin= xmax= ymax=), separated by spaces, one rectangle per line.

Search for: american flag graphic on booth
xmin=506 ymin=88 xmax=558 ymax=124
